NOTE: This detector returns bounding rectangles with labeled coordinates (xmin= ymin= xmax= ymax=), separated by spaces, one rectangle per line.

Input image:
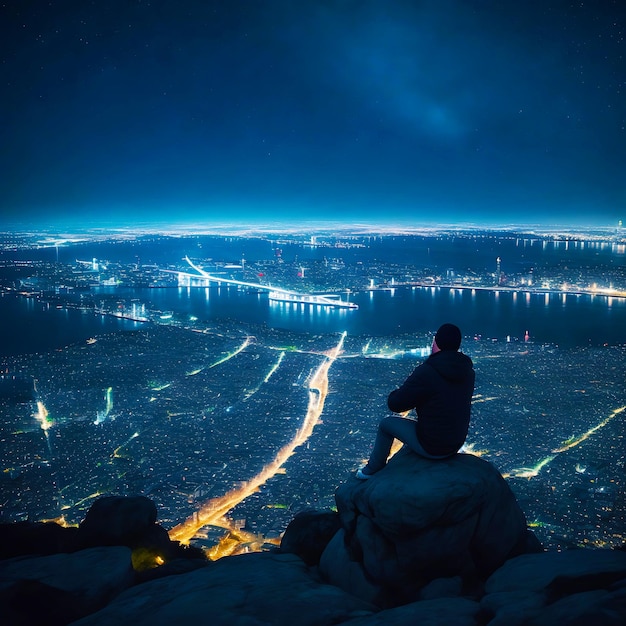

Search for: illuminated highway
xmin=552 ymin=405 xmax=626 ymax=453
xmin=169 ymin=331 xmax=347 ymax=546
xmin=209 ymin=335 xmax=253 ymax=368
xmin=33 ymin=400 xmax=51 ymax=432
xmin=263 ymin=351 xmax=285 ymax=383
xmin=506 ymin=404 xmax=626 ymax=479
xmin=505 ymin=455 xmax=557 ymax=479
xmin=111 ymin=432 xmax=140 ymax=459
xmin=95 ymin=387 xmax=113 ymax=425
xmin=389 ymin=281 xmax=626 ymax=301
xmin=60 ymin=492 xmax=102 ymax=512
xmin=32 ymin=393 xmax=53 ymax=454
xmin=243 ymin=351 xmax=285 ymax=401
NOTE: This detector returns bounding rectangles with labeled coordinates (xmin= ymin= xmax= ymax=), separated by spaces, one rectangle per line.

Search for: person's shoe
xmin=356 ymin=466 xmax=375 ymax=480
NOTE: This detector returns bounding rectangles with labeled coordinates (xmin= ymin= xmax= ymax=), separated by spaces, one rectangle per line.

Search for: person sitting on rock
xmin=357 ymin=323 xmax=475 ymax=479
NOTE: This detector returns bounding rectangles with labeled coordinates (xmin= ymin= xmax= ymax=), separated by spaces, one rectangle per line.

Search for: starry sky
xmin=1 ymin=1 xmax=624 ymax=229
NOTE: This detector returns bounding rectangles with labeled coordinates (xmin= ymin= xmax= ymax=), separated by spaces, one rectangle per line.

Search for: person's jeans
xmin=363 ymin=416 xmax=452 ymax=473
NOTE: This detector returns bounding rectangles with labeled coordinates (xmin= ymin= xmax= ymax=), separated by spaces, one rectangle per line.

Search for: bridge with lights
xmin=163 ymin=257 xmax=358 ymax=309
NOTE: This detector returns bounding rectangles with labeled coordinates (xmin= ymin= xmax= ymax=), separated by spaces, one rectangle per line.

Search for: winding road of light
xmin=505 ymin=455 xmax=557 ymax=479
xmin=264 ymin=351 xmax=285 ymax=382
xmin=505 ymin=405 xmax=626 ymax=479
xmin=33 ymin=399 xmax=53 ymax=453
xmin=95 ymin=387 xmax=113 ymax=425
xmin=169 ymin=332 xmax=346 ymax=544
xmin=243 ymin=351 xmax=285 ymax=401
xmin=111 ymin=431 xmax=140 ymax=458
xmin=552 ymin=405 xmax=625 ymax=453
xmin=209 ymin=336 xmax=253 ymax=369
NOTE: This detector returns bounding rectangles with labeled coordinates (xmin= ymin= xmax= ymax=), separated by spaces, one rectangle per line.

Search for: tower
xmin=495 ymin=257 xmax=501 ymax=285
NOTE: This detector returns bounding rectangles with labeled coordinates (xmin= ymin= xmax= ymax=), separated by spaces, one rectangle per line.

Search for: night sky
xmin=1 ymin=1 xmax=624 ymax=228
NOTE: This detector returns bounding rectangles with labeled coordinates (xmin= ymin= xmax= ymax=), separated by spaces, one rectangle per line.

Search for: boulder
xmin=77 ymin=495 xmax=157 ymax=548
xmin=0 ymin=521 xmax=79 ymax=559
xmin=0 ymin=578 xmax=88 ymax=626
xmin=485 ymin=549 xmax=626 ymax=595
xmin=71 ymin=551 xmax=378 ymax=625
xmin=482 ymin=549 xmax=626 ymax=625
xmin=320 ymin=449 xmax=537 ymax=605
xmin=0 ymin=546 xmax=134 ymax=623
xmin=346 ymin=597 xmax=481 ymax=625
xmin=280 ymin=509 xmax=342 ymax=565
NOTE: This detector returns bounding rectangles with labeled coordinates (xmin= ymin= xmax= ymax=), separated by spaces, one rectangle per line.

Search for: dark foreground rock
xmin=481 ymin=549 xmax=626 ymax=625
xmin=0 ymin=547 xmax=134 ymax=624
xmin=280 ymin=509 xmax=342 ymax=566
xmin=72 ymin=551 xmax=377 ymax=626
xmin=1 ymin=457 xmax=625 ymax=625
xmin=3 ymin=541 xmax=624 ymax=625
xmin=318 ymin=450 xmax=539 ymax=606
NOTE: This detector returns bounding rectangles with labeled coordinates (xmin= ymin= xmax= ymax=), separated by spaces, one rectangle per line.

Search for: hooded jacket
xmin=387 ymin=350 xmax=475 ymax=456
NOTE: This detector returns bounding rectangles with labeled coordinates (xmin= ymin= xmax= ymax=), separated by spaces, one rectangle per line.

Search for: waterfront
xmin=2 ymin=229 xmax=625 ymax=356
xmin=1 ymin=281 xmax=625 ymax=357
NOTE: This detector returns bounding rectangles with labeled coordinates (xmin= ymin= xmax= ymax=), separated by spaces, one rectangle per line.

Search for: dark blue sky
xmin=1 ymin=1 xmax=624 ymax=228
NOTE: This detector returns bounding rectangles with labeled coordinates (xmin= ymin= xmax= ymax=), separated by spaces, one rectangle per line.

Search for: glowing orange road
xmin=169 ymin=331 xmax=347 ymax=544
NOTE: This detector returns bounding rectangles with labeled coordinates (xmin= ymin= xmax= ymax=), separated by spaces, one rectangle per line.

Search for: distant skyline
xmin=1 ymin=1 xmax=624 ymax=228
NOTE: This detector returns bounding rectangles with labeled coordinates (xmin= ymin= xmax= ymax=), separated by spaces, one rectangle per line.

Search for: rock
xmin=2 ymin=486 xmax=624 ymax=625
xmin=480 ymin=590 xmax=546 ymax=626
xmin=482 ymin=550 xmax=626 ymax=625
xmin=0 ymin=521 xmax=79 ymax=559
xmin=71 ymin=551 xmax=378 ymax=625
xmin=0 ymin=578 xmax=87 ymax=626
xmin=345 ymin=597 xmax=481 ymax=625
xmin=130 ymin=523 xmax=187 ymax=571
xmin=485 ymin=549 xmax=626 ymax=595
xmin=529 ymin=589 xmax=625 ymax=626
xmin=0 ymin=546 xmax=134 ymax=622
xmin=320 ymin=449 xmax=535 ymax=605
xmin=418 ymin=575 xmax=463 ymax=601
xmin=320 ymin=528 xmax=381 ymax=603
xmin=135 ymin=556 xmax=209 ymax=584
xmin=77 ymin=495 xmax=157 ymax=548
xmin=280 ymin=509 xmax=342 ymax=565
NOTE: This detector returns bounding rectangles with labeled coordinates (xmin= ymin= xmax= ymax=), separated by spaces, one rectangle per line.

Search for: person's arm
xmin=387 ymin=365 xmax=431 ymax=413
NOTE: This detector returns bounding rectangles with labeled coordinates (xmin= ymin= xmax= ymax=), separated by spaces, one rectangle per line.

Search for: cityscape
xmin=1 ymin=225 xmax=625 ymax=556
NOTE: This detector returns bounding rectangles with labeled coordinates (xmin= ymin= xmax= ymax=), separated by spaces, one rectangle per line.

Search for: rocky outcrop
xmin=481 ymin=549 xmax=626 ymax=625
xmin=0 ymin=495 xmax=207 ymax=624
xmin=280 ymin=509 xmax=342 ymax=566
xmin=0 ymin=547 xmax=134 ymax=624
xmin=1 ymin=456 xmax=625 ymax=625
xmin=72 ymin=551 xmax=377 ymax=626
xmin=76 ymin=495 xmax=157 ymax=548
xmin=0 ymin=520 xmax=79 ymax=559
xmin=319 ymin=449 xmax=539 ymax=606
